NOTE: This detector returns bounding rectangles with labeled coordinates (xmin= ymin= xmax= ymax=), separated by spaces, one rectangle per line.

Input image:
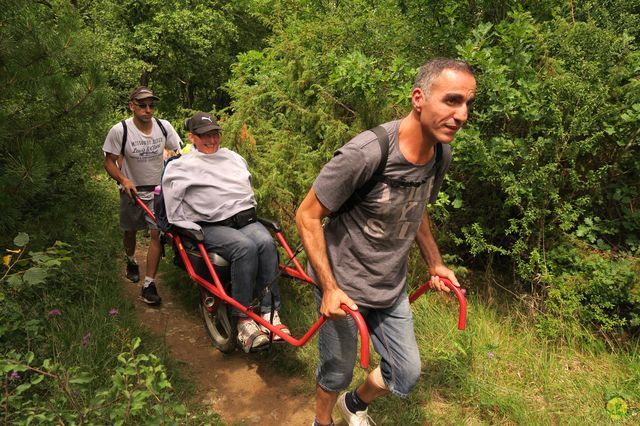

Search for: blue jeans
xmin=201 ymin=222 xmax=280 ymax=316
xmin=315 ymin=288 xmax=421 ymax=398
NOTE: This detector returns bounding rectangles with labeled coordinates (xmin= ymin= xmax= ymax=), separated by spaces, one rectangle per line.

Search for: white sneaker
xmin=237 ymin=319 xmax=269 ymax=353
xmin=337 ymin=392 xmax=375 ymax=426
xmin=260 ymin=311 xmax=291 ymax=341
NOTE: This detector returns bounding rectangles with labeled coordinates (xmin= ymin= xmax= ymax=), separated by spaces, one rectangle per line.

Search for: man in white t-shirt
xmin=103 ymin=87 xmax=182 ymax=305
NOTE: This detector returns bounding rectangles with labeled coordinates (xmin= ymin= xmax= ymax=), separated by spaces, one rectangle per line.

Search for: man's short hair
xmin=413 ymin=58 xmax=474 ymax=97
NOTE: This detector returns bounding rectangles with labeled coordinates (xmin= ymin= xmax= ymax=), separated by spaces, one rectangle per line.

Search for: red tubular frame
xmin=409 ymin=278 xmax=467 ymax=330
xmin=133 ymin=196 xmax=467 ymax=368
xmin=133 ymin=197 xmax=371 ymax=366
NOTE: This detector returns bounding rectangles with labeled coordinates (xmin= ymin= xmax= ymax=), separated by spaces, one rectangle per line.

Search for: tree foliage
xmin=224 ymin=0 xmax=640 ymax=334
xmin=0 ymin=0 xmax=111 ymax=239
xmin=77 ymin=0 xmax=270 ymax=115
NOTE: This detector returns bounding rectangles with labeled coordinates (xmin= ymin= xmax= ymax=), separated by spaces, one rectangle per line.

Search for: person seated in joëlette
xmin=162 ymin=111 xmax=291 ymax=353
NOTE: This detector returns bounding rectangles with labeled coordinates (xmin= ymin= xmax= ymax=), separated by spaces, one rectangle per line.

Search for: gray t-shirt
xmin=102 ymin=117 xmax=182 ymax=187
xmin=311 ymin=119 xmax=451 ymax=309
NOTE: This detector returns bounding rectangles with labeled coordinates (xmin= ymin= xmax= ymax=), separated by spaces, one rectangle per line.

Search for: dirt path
xmin=121 ymin=258 xmax=317 ymax=425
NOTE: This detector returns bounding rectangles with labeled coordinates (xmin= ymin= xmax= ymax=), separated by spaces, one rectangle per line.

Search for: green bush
xmin=1 ymin=233 xmax=197 ymax=424
xmin=538 ymin=240 xmax=639 ymax=338
xmin=1 ymin=338 xmax=187 ymax=425
xmin=223 ymin=1 xmax=640 ymax=336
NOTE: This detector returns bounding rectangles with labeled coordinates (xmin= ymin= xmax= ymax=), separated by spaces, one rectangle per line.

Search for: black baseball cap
xmin=185 ymin=112 xmax=222 ymax=134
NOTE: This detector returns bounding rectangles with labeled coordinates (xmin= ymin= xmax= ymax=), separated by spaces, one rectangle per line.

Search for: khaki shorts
xmin=119 ymin=191 xmax=158 ymax=231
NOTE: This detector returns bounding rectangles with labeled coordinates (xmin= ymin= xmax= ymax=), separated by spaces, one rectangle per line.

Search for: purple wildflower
xmin=8 ymin=371 xmax=20 ymax=381
xmin=108 ymin=308 xmax=119 ymax=317
xmin=48 ymin=309 xmax=62 ymax=316
xmin=81 ymin=332 xmax=91 ymax=348
xmin=487 ymin=351 xmax=495 ymax=359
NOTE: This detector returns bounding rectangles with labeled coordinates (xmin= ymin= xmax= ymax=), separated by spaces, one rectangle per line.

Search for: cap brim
xmin=133 ymin=94 xmax=160 ymax=101
xmin=194 ymin=124 xmax=222 ymax=134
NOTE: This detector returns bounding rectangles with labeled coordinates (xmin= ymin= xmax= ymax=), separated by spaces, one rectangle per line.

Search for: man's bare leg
xmin=146 ymin=229 xmax=161 ymax=278
xmin=355 ymin=367 xmax=390 ymax=403
xmin=124 ymin=230 xmax=137 ymax=257
xmin=316 ymin=384 xmax=338 ymax=425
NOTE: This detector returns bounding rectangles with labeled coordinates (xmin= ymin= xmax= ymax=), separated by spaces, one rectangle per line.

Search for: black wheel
xmin=199 ymin=289 xmax=237 ymax=353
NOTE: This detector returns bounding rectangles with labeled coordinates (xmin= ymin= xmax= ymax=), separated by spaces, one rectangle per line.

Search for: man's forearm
xmin=104 ymin=156 xmax=125 ymax=184
xmin=295 ymin=190 xmax=340 ymax=292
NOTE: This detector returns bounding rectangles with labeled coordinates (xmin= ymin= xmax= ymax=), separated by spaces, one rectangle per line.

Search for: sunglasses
xmin=134 ymin=102 xmax=155 ymax=109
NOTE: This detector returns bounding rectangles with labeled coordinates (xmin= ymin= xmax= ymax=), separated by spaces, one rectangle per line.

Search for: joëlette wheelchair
xmin=133 ymin=195 xmax=467 ymax=368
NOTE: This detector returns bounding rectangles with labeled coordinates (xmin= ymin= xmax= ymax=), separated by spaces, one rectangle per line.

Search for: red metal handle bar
xmin=409 ymin=277 xmax=467 ymax=330
xmin=274 ymin=232 xmax=315 ymax=283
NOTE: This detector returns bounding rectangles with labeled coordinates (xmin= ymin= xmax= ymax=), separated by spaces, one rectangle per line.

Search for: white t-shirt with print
xmin=102 ymin=117 xmax=182 ymax=187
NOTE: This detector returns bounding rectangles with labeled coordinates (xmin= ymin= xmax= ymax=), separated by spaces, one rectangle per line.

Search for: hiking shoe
xmin=140 ymin=282 xmax=162 ymax=306
xmin=259 ymin=311 xmax=291 ymax=341
xmin=125 ymin=260 xmax=140 ymax=283
xmin=337 ymin=392 xmax=375 ymax=426
xmin=237 ymin=319 xmax=269 ymax=353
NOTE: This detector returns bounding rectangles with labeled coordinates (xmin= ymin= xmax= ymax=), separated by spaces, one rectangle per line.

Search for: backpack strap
xmin=120 ymin=120 xmax=128 ymax=156
xmin=154 ymin=117 xmax=168 ymax=139
xmin=332 ymin=125 xmax=389 ymax=216
xmin=355 ymin=125 xmax=389 ymax=198
xmin=370 ymin=126 xmax=390 ymax=178
xmin=332 ymin=127 xmax=442 ymax=217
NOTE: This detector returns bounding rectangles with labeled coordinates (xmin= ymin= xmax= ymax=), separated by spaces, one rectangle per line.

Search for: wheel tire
xmin=200 ymin=289 xmax=237 ymax=353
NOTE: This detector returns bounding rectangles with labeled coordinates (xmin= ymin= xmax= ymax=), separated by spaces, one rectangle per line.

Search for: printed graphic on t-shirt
xmin=127 ymin=137 xmax=164 ymax=162
xmin=363 ymin=179 xmax=432 ymax=240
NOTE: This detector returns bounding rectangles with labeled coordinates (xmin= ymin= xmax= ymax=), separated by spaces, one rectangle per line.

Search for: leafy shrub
xmin=1 ymin=338 xmax=187 ymax=425
xmin=1 ymin=234 xmax=195 ymax=424
xmin=538 ymin=240 xmax=639 ymax=338
xmin=224 ymin=1 xmax=640 ymax=336
xmin=1 ymin=233 xmax=72 ymax=351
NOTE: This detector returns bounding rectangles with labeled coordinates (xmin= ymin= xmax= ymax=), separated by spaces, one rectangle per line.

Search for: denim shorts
xmin=314 ymin=288 xmax=421 ymax=398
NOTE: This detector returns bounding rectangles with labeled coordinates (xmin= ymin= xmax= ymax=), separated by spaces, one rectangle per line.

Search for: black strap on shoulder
xmin=332 ymin=126 xmax=443 ymax=217
xmin=333 ymin=126 xmax=389 ymax=216
xmin=154 ymin=117 xmax=168 ymax=138
xmin=120 ymin=120 xmax=128 ymax=155
xmin=121 ymin=118 xmax=169 ymax=156
xmin=371 ymin=126 xmax=390 ymax=176
xmin=355 ymin=125 xmax=389 ymax=197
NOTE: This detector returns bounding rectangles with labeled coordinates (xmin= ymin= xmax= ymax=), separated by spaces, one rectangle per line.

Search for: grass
xmin=159 ymin=237 xmax=639 ymax=424
xmin=92 ymin=196 xmax=639 ymax=425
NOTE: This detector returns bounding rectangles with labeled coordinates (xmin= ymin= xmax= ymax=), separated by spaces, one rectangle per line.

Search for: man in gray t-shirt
xmin=296 ymin=58 xmax=476 ymax=426
xmin=103 ymin=86 xmax=182 ymax=306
